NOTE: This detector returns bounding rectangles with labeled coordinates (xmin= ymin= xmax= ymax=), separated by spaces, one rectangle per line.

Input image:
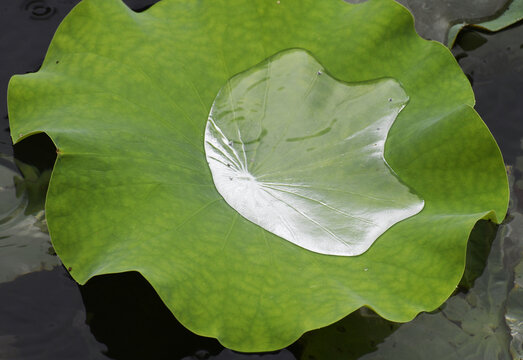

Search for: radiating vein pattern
xmin=204 ymin=49 xmax=424 ymax=256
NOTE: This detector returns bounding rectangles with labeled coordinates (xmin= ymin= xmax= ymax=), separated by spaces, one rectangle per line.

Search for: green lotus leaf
xmin=7 ymin=0 xmax=508 ymax=351
xmin=205 ymin=49 xmax=424 ymax=256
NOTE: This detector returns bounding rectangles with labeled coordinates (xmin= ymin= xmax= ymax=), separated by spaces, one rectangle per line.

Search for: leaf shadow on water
xmin=79 ymin=271 xmax=223 ymax=360
xmin=80 ymin=270 xmax=302 ymax=360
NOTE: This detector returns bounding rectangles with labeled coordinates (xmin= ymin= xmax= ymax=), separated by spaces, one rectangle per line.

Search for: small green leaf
xmin=447 ymin=0 xmax=523 ymax=47
xmin=206 ymin=49 xmax=423 ymax=256
xmin=391 ymin=0 xmax=511 ymax=43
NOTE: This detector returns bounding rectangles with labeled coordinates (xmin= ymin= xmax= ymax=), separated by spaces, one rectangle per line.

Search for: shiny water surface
xmin=205 ymin=49 xmax=423 ymax=257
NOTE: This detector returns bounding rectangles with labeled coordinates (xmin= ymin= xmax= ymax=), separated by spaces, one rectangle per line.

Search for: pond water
xmin=0 ymin=1 xmax=522 ymax=359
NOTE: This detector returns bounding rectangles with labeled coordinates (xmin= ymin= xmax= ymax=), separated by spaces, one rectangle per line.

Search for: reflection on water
xmin=0 ymin=157 xmax=59 ymax=283
xmin=0 ymin=268 xmax=109 ymax=360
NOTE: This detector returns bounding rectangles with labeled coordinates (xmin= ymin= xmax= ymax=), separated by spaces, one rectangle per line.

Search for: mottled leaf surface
xmin=8 ymin=0 xmax=508 ymax=351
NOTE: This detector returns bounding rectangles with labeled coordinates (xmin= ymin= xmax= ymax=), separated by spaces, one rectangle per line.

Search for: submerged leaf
xmin=0 ymin=158 xmax=59 ymax=283
xmin=7 ymin=0 xmax=508 ymax=351
xmin=205 ymin=49 xmax=423 ymax=256
xmin=392 ymin=0 xmax=511 ymax=43
xmin=447 ymin=0 xmax=523 ymax=47
xmin=506 ymin=257 xmax=523 ymax=358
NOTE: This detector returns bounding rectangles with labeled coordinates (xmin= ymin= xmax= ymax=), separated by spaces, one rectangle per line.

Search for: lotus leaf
xmin=7 ymin=0 xmax=508 ymax=351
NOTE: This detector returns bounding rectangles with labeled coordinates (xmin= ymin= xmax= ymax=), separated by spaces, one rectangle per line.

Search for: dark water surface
xmin=0 ymin=1 xmax=522 ymax=359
